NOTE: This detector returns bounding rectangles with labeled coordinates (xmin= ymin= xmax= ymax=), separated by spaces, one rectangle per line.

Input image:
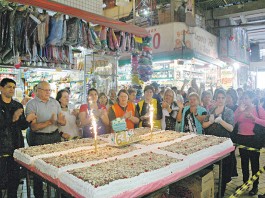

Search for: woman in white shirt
xmin=56 ymin=89 xmax=81 ymax=140
xmin=161 ymin=88 xmax=181 ymax=130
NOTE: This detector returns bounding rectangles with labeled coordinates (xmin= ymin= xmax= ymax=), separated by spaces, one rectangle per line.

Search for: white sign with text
xmin=147 ymin=22 xmax=218 ymax=59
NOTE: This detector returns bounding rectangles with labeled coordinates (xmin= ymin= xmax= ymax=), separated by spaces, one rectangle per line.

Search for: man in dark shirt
xmin=0 ymin=78 xmax=36 ymax=198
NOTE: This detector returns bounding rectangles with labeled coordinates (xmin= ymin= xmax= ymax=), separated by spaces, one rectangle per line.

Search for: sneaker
xmin=258 ymin=194 xmax=265 ymax=198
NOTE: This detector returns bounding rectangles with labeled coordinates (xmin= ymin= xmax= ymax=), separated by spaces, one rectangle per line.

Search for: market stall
xmin=14 ymin=130 xmax=235 ymax=197
xmin=0 ymin=0 xmax=150 ymax=93
xmin=119 ymin=22 xmax=225 ymax=89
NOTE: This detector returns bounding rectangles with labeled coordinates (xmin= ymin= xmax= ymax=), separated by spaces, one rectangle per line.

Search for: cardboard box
xmin=169 ymin=169 xmax=214 ymax=198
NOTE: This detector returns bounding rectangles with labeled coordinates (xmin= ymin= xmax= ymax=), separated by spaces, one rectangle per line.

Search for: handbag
xmin=253 ymin=106 xmax=265 ymax=148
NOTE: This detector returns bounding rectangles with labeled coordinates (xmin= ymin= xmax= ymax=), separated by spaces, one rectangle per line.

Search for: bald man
xmin=25 ymin=81 xmax=66 ymax=198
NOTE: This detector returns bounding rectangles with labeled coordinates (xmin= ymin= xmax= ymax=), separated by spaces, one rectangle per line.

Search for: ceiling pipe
xmin=213 ymin=21 xmax=265 ymax=29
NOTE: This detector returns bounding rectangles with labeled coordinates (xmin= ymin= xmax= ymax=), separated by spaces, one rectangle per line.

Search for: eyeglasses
xmin=38 ymin=88 xmax=52 ymax=92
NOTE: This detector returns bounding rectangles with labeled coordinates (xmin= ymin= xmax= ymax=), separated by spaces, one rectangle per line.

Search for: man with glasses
xmin=25 ymin=81 xmax=66 ymax=198
xmin=0 ymin=78 xmax=36 ymax=198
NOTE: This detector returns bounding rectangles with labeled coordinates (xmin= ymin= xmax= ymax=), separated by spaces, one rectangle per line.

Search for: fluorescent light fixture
xmin=233 ymin=63 xmax=240 ymax=70
xmin=153 ymin=60 xmax=172 ymax=64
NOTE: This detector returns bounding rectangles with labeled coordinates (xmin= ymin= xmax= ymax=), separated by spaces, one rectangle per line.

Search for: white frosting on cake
xmin=14 ymin=142 xmax=108 ymax=166
xmin=59 ymin=153 xmax=187 ymax=198
xmin=13 ymin=131 xmax=234 ymax=198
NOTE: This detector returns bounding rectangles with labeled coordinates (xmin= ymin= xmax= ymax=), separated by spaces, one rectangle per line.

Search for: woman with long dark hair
xmin=79 ymin=88 xmax=109 ymax=137
xmin=203 ymin=89 xmax=234 ymax=197
xmin=56 ymin=89 xmax=81 ymax=139
xmin=234 ymin=91 xmax=265 ymax=195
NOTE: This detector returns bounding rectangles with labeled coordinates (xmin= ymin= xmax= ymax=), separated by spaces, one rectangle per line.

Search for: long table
xmin=14 ymin=132 xmax=235 ymax=198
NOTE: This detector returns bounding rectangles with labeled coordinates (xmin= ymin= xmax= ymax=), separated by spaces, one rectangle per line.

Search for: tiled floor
xmin=222 ymin=148 xmax=265 ymax=198
xmin=1 ymin=148 xmax=265 ymax=198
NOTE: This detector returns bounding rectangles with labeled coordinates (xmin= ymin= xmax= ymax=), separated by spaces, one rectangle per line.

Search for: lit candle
xmin=91 ymin=111 xmax=98 ymax=153
xmin=88 ymin=99 xmax=98 ymax=153
xmin=149 ymin=104 xmax=154 ymax=139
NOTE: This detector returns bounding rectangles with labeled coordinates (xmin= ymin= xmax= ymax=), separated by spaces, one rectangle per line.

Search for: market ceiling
xmin=8 ymin=0 xmax=149 ymax=38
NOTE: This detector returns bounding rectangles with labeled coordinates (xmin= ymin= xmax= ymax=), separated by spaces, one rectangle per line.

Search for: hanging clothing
xmin=46 ymin=14 xmax=64 ymax=46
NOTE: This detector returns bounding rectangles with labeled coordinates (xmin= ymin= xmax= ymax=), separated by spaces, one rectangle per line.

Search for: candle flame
xmin=88 ymin=99 xmax=98 ymax=153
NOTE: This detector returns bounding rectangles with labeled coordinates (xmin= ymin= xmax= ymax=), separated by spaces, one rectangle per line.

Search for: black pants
xmin=29 ymin=130 xmax=61 ymax=198
xmin=239 ymin=148 xmax=260 ymax=188
xmin=237 ymin=135 xmax=260 ymax=189
xmin=0 ymin=157 xmax=20 ymax=198
xmin=221 ymin=154 xmax=233 ymax=196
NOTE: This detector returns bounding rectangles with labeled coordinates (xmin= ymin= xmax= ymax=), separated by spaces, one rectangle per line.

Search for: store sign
xmin=147 ymin=23 xmax=175 ymax=53
xmin=192 ymin=27 xmax=218 ymax=59
xmin=221 ymin=68 xmax=234 ymax=89
xmin=147 ymin=23 xmax=218 ymax=59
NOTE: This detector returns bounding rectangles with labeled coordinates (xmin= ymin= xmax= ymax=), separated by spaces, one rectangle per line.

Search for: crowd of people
xmin=1 ymin=77 xmax=265 ymax=198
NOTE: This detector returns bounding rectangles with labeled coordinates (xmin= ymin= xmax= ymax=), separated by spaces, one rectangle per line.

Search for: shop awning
xmin=8 ymin=0 xmax=149 ymax=37
xmin=119 ymin=50 xmax=225 ymax=67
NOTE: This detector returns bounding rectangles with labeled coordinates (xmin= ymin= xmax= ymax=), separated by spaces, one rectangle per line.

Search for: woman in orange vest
xmin=108 ymin=89 xmax=140 ymax=130
xmin=136 ymin=85 xmax=162 ymax=129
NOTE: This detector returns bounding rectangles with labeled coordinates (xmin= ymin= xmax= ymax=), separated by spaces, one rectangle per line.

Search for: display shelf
xmin=183 ymin=70 xmax=204 ymax=74
xmin=151 ymin=78 xmax=174 ymax=81
xmin=153 ymin=69 xmax=174 ymax=72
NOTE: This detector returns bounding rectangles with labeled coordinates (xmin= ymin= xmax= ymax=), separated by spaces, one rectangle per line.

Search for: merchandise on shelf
xmin=137 ymin=36 xmax=153 ymax=82
xmin=24 ymin=68 xmax=84 ymax=107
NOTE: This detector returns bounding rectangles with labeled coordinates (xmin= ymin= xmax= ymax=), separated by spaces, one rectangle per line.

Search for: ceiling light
xmin=233 ymin=63 xmax=240 ymax=70
xmin=138 ymin=1 xmax=151 ymax=18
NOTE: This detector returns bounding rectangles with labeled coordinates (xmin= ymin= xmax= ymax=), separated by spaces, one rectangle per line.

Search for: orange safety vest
xmin=138 ymin=99 xmax=161 ymax=129
xmin=112 ymin=102 xmax=136 ymax=130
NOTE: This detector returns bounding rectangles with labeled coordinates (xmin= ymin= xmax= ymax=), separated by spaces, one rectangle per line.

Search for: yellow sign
xmin=135 ymin=36 xmax=143 ymax=44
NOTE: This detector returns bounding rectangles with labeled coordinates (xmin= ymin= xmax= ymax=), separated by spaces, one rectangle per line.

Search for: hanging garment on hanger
xmin=108 ymin=28 xmax=114 ymax=51
xmin=81 ymin=22 xmax=88 ymax=48
xmin=76 ymin=20 xmax=83 ymax=47
xmin=46 ymin=14 xmax=64 ymax=46
xmin=126 ymin=33 xmax=131 ymax=52
xmin=37 ymin=13 xmax=49 ymax=47
xmin=14 ymin=10 xmax=27 ymax=56
xmin=64 ymin=17 xmax=80 ymax=46
xmin=91 ymin=27 xmax=101 ymax=48
xmin=120 ymin=32 xmax=126 ymax=52
xmin=89 ymin=28 xmax=96 ymax=46
xmin=86 ymin=24 xmax=93 ymax=49
xmin=0 ymin=9 xmax=16 ymax=62
xmin=61 ymin=15 xmax=67 ymax=45
xmin=111 ymin=29 xmax=119 ymax=50
xmin=100 ymin=26 xmax=107 ymax=50
xmin=131 ymin=34 xmax=135 ymax=50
